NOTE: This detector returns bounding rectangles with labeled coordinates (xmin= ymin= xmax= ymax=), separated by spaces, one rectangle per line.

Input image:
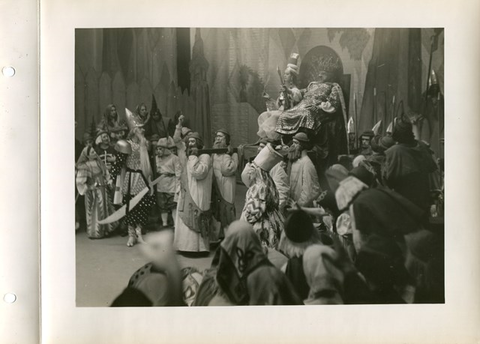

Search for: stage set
xmin=74 ymin=28 xmax=444 ymax=307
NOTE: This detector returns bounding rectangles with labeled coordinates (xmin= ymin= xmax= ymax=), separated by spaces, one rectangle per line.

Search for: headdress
xmin=360 ymin=130 xmax=375 ymax=139
xmin=95 ymin=130 xmax=108 ymax=145
xmin=253 ymin=143 xmax=283 ymax=172
xmin=82 ymin=132 xmax=93 ymax=144
xmin=149 ymin=134 xmax=160 ymax=143
xmin=157 ymin=136 xmax=175 ymax=149
xmin=277 ymin=205 xmax=323 ymax=259
xmin=293 ymin=132 xmax=309 ymax=143
xmin=125 ymin=108 xmax=146 ymax=130
xmin=186 ymin=132 xmax=204 ymax=148
xmin=181 ymin=127 xmax=192 ymax=138
xmin=349 ymin=165 xmax=375 ymax=187
xmin=215 ymin=128 xmax=231 ymax=144
xmin=312 ymin=55 xmax=341 ymax=74
xmin=392 ymin=116 xmax=415 ymax=143
xmin=286 ymin=53 xmax=300 ymax=76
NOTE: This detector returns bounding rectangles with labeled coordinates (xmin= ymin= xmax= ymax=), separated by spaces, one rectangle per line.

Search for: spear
xmin=354 ymin=92 xmax=358 ymax=149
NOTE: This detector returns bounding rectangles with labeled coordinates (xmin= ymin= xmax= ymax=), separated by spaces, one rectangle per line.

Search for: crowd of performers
xmin=76 ymin=53 xmax=444 ymax=306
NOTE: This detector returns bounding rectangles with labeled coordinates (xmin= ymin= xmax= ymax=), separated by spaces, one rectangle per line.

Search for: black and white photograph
xmin=74 ymin=27 xmax=445 ymax=307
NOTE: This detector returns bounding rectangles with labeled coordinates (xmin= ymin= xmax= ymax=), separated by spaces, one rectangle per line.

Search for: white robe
xmin=289 ymin=151 xmax=321 ymax=207
xmin=211 ymin=152 xmax=238 ymax=239
xmin=174 ymin=143 xmax=213 ymax=252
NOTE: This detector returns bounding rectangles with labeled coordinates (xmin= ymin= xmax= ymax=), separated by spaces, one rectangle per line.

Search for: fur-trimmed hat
xmin=186 ymin=132 xmax=203 ymax=147
xmin=95 ymin=130 xmax=109 ymax=145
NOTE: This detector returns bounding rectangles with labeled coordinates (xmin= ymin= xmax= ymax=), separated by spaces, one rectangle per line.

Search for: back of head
xmin=392 ymin=118 xmax=415 ymax=144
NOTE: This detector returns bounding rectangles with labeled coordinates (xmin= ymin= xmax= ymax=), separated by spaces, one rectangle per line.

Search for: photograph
xmin=74 ymin=27 xmax=445 ymax=308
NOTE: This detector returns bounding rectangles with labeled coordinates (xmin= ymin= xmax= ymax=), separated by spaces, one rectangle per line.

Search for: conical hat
xmin=125 ymin=108 xmax=145 ymax=130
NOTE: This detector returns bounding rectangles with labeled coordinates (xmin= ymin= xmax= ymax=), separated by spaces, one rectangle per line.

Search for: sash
xmin=211 ymin=176 xmax=236 ymax=228
xmin=178 ymin=161 xmax=211 ymax=238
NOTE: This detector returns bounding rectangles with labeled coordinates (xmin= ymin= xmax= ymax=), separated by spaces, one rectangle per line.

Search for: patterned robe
xmin=76 ymin=159 xmax=117 ymax=238
xmin=240 ymin=163 xmax=284 ymax=249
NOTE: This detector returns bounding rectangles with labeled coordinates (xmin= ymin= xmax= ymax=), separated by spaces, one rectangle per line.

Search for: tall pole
xmin=354 ymin=92 xmax=358 ymax=150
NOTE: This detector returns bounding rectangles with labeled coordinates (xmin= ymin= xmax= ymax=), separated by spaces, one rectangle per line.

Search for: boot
xmin=127 ymin=226 xmax=137 ymax=247
xmin=136 ymin=226 xmax=146 ymax=244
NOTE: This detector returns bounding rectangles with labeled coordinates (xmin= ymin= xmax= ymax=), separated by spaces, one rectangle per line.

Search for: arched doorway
xmin=299 ymin=45 xmax=351 ymax=115
xmin=298 ymin=45 xmax=344 ymax=88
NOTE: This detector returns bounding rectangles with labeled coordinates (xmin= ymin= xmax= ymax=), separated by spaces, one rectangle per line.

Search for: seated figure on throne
xmin=257 ymin=53 xmax=303 ymax=141
xmin=275 ymin=56 xmax=348 ymax=177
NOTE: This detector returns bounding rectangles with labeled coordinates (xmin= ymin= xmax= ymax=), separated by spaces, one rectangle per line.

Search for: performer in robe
xmin=257 ymin=53 xmax=303 ymax=141
xmin=76 ymin=146 xmax=118 ymax=239
xmin=173 ymin=115 xmax=213 ymax=253
xmin=286 ymin=132 xmax=321 ymax=207
xmin=241 ymin=143 xmax=285 ymax=249
xmin=384 ymin=117 xmax=438 ymax=212
xmin=276 ymin=56 xmax=348 ymax=174
xmin=135 ymin=103 xmax=150 ymax=126
xmin=94 ymin=130 xmax=116 ymax=172
xmin=210 ymin=129 xmax=238 ymax=244
xmin=256 ymin=138 xmax=290 ymax=214
xmin=155 ymin=136 xmax=182 ymax=229
xmin=110 ymin=110 xmax=156 ymax=247
xmin=97 ymin=104 xmax=122 ymax=141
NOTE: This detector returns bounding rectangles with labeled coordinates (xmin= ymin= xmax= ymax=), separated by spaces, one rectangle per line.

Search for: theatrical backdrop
xmin=75 ymin=28 xmax=444 ymax=158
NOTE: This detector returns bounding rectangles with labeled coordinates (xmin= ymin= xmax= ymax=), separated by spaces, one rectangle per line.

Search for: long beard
xmin=186 ymin=145 xmax=197 ymax=156
xmin=287 ymin=145 xmax=302 ymax=162
xmin=213 ymin=142 xmax=227 ymax=149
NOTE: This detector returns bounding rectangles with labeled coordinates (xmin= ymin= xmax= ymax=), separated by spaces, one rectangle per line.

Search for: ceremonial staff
xmin=277 ymin=66 xmax=290 ymax=110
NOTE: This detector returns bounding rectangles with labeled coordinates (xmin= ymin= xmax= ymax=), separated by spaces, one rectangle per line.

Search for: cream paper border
xmin=0 ymin=0 xmax=39 ymax=343
xmin=41 ymin=0 xmax=480 ymax=343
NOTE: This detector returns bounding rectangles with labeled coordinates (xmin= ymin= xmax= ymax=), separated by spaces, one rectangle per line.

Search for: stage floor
xmin=76 ymin=184 xmax=248 ymax=307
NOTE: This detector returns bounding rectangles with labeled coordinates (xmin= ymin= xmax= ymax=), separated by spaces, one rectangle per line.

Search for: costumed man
xmin=109 ymin=108 xmax=156 ymax=247
xmin=286 ymin=132 xmax=321 ymax=207
xmin=94 ymin=130 xmax=116 ymax=172
xmin=256 ymin=139 xmax=290 ymax=214
xmin=173 ymin=115 xmax=213 ymax=253
xmin=414 ymin=70 xmax=444 ymax=159
xmin=358 ymin=130 xmax=375 ymax=157
xmin=97 ymin=104 xmax=122 ymax=141
xmin=240 ymin=143 xmax=285 ymax=249
xmin=145 ymin=97 xmax=173 ymax=139
xmin=275 ymin=56 xmax=349 ymax=180
xmin=385 ymin=117 xmax=438 ymax=212
xmin=335 ymin=166 xmax=425 ymax=303
xmin=257 ymin=53 xmax=303 ymax=141
xmin=155 ymin=136 xmax=181 ymax=229
xmin=365 ymin=135 xmax=395 ymax=186
xmin=113 ymin=123 xmax=128 ymax=142
xmin=210 ymin=129 xmax=238 ymax=244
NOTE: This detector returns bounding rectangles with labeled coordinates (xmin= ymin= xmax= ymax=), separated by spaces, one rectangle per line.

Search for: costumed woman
xmin=275 ymin=56 xmax=349 ymax=178
xmin=257 ymin=53 xmax=303 ymax=141
xmin=97 ymin=104 xmax=122 ymax=142
xmin=240 ymin=143 xmax=285 ymax=249
xmin=76 ymin=146 xmax=118 ymax=239
xmin=110 ymin=108 xmax=156 ymax=247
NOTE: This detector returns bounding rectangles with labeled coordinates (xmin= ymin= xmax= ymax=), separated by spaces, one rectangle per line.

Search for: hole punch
xmin=2 ymin=66 xmax=16 ymax=77
xmin=3 ymin=293 xmax=17 ymax=303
